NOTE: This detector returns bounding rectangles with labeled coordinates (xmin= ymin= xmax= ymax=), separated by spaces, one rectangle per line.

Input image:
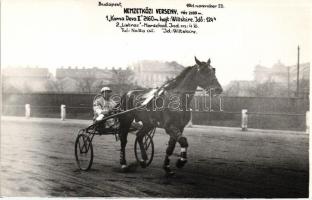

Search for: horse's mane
xmin=164 ymin=66 xmax=194 ymax=90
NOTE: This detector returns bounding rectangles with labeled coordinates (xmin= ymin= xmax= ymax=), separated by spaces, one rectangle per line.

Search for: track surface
xmin=1 ymin=117 xmax=309 ymax=197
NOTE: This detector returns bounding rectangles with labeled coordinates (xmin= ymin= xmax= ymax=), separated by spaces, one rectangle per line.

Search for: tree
xmin=77 ymin=77 xmax=96 ymax=93
xmin=111 ymin=68 xmax=136 ymax=94
xmin=248 ymin=79 xmax=289 ymax=97
xmin=111 ymin=68 xmax=134 ymax=85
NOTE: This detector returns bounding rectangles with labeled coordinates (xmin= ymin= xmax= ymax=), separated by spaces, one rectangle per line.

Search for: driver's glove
xmin=96 ymin=114 xmax=104 ymax=121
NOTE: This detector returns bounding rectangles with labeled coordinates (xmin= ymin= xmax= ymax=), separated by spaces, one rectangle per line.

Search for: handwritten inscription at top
xmin=124 ymin=8 xmax=179 ymax=15
xmin=101 ymin=3 xmax=223 ymax=34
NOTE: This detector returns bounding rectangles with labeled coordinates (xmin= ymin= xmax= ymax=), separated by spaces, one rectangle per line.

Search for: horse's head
xmin=194 ymin=57 xmax=223 ymax=95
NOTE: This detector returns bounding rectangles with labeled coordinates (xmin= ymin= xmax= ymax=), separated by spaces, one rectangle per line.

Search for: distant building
xmin=224 ymin=80 xmax=256 ymax=96
xmin=55 ymin=67 xmax=115 ymax=93
xmin=132 ymin=60 xmax=185 ymax=88
xmin=254 ymin=65 xmax=270 ymax=83
xmin=254 ymin=61 xmax=310 ymax=97
xmin=56 ymin=77 xmax=81 ymax=93
xmin=2 ymin=67 xmax=50 ymax=78
xmin=2 ymin=67 xmax=53 ymax=93
xmin=288 ymin=63 xmax=310 ymax=82
xmin=254 ymin=61 xmax=310 ymax=84
xmin=56 ymin=67 xmax=113 ymax=84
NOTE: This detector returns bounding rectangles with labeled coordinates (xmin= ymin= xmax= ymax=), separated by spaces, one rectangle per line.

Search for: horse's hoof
xmin=165 ymin=171 xmax=175 ymax=177
xmin=121 ymin=164 xmax=128 ymax=172
xmin=163 ymin=165 xmax=175 ymax=176
xmin=176 ymin=158 xmax=187 ymax=169
xmin=139 ymin=160 xmax=147 ymax=168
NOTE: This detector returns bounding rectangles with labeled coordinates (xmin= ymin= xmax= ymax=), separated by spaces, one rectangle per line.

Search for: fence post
xmin=187 ymin=109 xmax=193 ymax=128
xmin=241 ymin=109 xmax=248 ymax=131
xmin=209 ymin=89 xmax=212 ymax=111
xmin=25 ymin=104 xmax=31 ymax=118
xmin=61 ymin=104 xmax=66 ymax=121
xmin=306 ymin=111 xmax=309 ymax=134
xmin=219 ymin=96 xmax=223 ymax=111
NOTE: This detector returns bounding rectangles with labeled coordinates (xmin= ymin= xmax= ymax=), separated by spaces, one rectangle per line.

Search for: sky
xmin=1 ymin=0 xmax=312 ymax=85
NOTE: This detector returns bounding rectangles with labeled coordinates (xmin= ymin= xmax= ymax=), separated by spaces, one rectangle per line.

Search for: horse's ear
xmin=207 ymin=58 xmax=211 ymax=66
xmin=195 ymin=56 xmax=201 ymax=65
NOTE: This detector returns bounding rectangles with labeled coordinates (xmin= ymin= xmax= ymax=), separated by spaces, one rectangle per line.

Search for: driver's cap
xmin=101 ymin=86 xmax=112 ymax=93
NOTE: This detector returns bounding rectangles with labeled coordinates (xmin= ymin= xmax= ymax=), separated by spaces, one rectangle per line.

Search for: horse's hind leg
xmin=136 ymin=124 xmax=154 ymax=168
xmin=163 ymin=136 xmax=176 ymax=175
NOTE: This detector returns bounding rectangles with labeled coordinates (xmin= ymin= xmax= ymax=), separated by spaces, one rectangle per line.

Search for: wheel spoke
xmin=82 ymin=136 xmax=89 ymax=153
xmin=79 ymin=137 xmax=87 ymax=153
xmin=75 ymin=133 xmax=93 ymax=171
xmin=134 ymin=129 xmax=155 ymax=167
xmin=80 ymin=137 xmax=86 ymax=153
xmin=82 ymin=136 xmax=88 ymax=153
xmin=143 ymin=135 xmax=149 ymax=147
xmin=143 ymin=135 xmax=152 ymax=150
xmin=78 ymin=138 xmax=82 ymax=153
xmin=145 ymin=140 xmax=151 ymax=150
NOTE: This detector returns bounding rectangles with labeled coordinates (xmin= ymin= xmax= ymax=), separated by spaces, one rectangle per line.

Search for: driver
xmin=93 ymin=86 xmax=117 ymax=127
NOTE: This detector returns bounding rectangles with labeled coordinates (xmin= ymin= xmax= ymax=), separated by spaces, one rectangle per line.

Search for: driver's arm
xmin=101 ymin=108 xmax=109 ymax=115
xmin=93 ymin=98 xmax=108 ymax=116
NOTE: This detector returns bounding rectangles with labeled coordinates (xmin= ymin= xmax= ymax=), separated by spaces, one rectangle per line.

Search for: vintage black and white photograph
xmin=1 ymin=0 xmax=311 ymax=198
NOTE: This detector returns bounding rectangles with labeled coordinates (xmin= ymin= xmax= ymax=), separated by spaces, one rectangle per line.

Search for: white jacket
xmin=93 ymin=95 xmax=117 ymax=120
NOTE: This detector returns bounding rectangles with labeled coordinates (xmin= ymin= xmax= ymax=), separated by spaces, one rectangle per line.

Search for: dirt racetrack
xmin=1 ymin=117 xmax=309 ymax=197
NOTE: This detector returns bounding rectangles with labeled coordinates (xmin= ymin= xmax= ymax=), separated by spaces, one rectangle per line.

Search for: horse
xmin=117 ymin=57 xmax=223 ymax=175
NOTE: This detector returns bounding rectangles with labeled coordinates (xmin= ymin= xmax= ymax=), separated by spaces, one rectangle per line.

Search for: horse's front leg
xmin=176 ymin=134 xmax=188 ymax=168
xmin=165 ymin=125 xmax=189 ymax=170
xmin=163 ymin=135 xmax=176 ymax=176
xmin=119 ymin=131 xmax=128 ymax=170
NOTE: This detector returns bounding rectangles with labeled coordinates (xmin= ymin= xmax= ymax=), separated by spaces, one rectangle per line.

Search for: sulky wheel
xmin=134 ymin=128 xmax=155 ymax=167
xmin=75 ymin=130 xmax=93 ymax=171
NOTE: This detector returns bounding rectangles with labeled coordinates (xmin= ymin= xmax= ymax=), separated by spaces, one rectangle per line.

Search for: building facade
xmin=132 ymin=60 xmax=185 ymax=88
xmin=2 ymin=60 xmax=186 ymax=93
xmin=56 ymin=67 xmax=113 ymax=83
xmin=254 ymin=61 xmax=310 ymax=84
xmin=2 ymin=67 xmax=53 ymax=93
xmin=253 ymin=61 xmax=310 ymax=97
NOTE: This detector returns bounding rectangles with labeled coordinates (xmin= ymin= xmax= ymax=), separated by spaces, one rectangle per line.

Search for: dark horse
xmin=118 ymin=57 xmax=223 ymax=175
